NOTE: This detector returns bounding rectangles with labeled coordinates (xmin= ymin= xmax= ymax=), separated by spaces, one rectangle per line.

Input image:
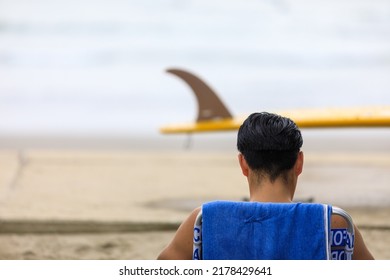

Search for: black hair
xmin=237 ymin=112 xmax=303 ymax=181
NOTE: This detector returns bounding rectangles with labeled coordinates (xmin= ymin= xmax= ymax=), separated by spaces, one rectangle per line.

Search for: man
xmin=157 ymin=112 xmax=374 ymax=260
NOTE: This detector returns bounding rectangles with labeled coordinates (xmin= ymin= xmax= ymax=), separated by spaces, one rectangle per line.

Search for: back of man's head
xmin=237 ymin=112 xmax=303 ymax=181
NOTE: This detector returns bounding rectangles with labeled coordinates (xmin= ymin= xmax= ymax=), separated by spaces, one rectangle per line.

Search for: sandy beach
xmin=0 ymin=227 xmax=388 ymax=260
xmin=0 ymin=132 xmax=389 ymax=260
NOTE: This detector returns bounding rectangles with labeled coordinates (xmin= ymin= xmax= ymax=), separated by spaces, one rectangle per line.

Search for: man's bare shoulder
xmin=157 ymin=207 xmax=201 ymax=260
xmin=330 ymin=209 xmax=374 ymax=260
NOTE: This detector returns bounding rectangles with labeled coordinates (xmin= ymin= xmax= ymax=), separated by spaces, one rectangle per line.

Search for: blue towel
xmin=201 ymin=201 xmax=332 ymax=260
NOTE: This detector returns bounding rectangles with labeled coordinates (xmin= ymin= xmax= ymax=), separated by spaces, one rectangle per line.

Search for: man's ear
xmin=238 ymin=153 xmax=249 ymax=177
xmin=295 ymin=151 xmax=304 ymax=176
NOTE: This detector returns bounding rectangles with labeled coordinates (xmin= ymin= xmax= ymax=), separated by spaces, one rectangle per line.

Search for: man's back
xmin=157 ymin=112 xmax=373 ymax=260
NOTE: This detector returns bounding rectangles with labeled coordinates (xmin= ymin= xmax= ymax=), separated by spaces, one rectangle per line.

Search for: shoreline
xmin=0 ymin=128 xmax=389 ymax=151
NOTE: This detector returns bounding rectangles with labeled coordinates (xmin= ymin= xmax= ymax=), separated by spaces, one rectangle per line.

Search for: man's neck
xmin=248 ymin=175 xmax=296 ymax=203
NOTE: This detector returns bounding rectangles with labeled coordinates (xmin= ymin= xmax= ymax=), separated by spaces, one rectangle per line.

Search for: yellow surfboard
xmin=160 ymin=69 xmax=390 ymax=134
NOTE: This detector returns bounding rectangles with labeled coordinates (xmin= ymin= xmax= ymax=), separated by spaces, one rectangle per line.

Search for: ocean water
xmin=0 ymin=0 xmax=390 ymax=144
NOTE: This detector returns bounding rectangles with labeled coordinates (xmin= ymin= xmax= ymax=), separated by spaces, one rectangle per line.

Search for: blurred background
xmin=0 ymin=0 xmax=389 ymax=260
xmin=0 ymin=0 xmax=390 ymax=148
